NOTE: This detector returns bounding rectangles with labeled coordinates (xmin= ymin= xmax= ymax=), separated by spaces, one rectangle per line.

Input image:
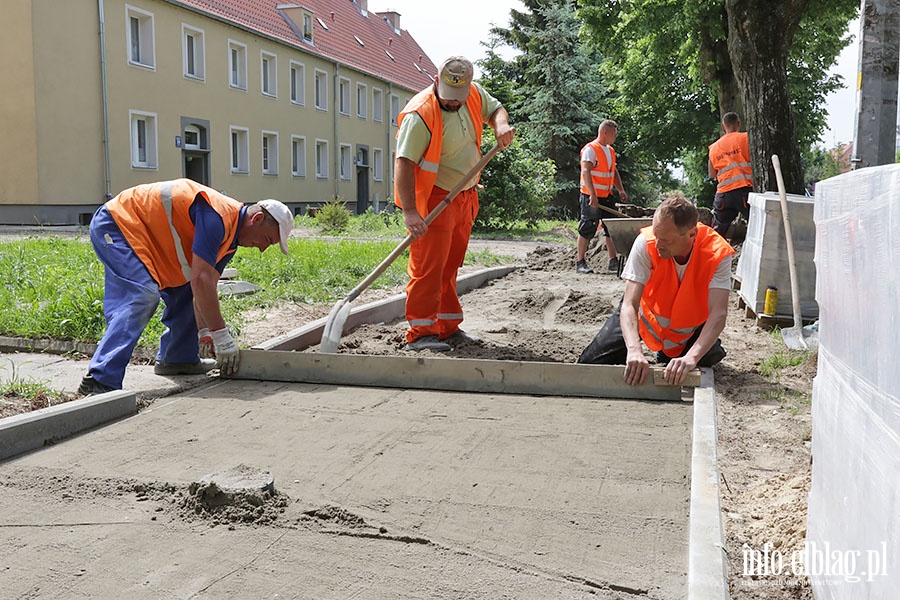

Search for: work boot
xmin=77 ymin=374 xmax=117 ymax=396
xmin=404 ymin=335 xmax=451 ymax=352
xmin=575 ymin=260 xmax=594 ymax=274
xmin=153 ymin=359 xmax=217 ymax=376
xmin=607 ymin=256 xmax=620 ymax=272
xmin=444 ymin=330 xmax=480 ymax=344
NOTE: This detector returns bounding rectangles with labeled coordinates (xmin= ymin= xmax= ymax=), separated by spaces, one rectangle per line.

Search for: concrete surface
xmin=0 ymin=262 xmax=727 ymax=598
xmin=0 ymin=378 xmax=692 ymax=599
xmin=0 ymin=350 xmax=217 ymax=402
xmin=0 ymin=390 xmax=136 ymax=461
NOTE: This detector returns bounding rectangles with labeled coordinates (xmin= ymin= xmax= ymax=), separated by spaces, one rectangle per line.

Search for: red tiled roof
xmin=170 ymin=0 xmax=437 ymax=91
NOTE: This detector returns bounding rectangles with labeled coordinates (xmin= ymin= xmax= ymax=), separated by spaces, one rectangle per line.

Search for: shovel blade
xmin=781 ymin=326 xmax=818 ymax=351
xmin=320 ymin=300 xmax=351 ymax=354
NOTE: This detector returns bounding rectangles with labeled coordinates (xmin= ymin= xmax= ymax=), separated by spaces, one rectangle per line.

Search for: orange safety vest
xmin=106 ymin=179 xmax=242 ymax=289
xmin=708 ymin=132 xmax=752 ymax=193
xmin=394 ymin=85 xmax=484 ymax=216
xmin=579 ymin=140 xmax=617 ymax=198
xmin=638 ymin=223 xmax=734 ymax=357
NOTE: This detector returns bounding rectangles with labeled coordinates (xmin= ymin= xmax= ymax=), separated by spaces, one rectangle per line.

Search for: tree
xmin=579 ymin=0 xmax=857 ymax=195
xmin=726 ymin=0 xmax=810 ymax=193
xmin=476 ymin=131 xmax=556 ymax=231
xmin=488 ymin=0 xmax=611 ymax=216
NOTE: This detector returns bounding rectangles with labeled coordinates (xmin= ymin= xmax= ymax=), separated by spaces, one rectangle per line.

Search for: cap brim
xmin=437 ymin=83 xmax=468 ymax=102
xmin=278 ymin=230 xmax=289 ymax=255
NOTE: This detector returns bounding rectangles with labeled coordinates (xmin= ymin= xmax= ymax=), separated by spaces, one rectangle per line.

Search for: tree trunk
xmin=725 ymin=0 xmax=810 ymax=194
xmin=698 ymin=9 xmax=744 ymax=118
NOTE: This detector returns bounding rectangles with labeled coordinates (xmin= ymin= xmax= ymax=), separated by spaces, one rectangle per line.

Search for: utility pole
xmin=851 ymin=0 xmax=900 ymax=169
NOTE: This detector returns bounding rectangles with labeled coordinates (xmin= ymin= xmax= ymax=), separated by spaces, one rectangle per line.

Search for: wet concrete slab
xmin=0 ymin=378 xmax=692 ymax=599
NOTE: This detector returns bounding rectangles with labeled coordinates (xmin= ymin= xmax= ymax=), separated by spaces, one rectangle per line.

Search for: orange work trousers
xmin=405 ymin=186 xmax=478 ymax=343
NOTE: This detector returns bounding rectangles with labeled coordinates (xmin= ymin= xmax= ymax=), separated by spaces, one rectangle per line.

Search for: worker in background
xmin=78 ymin=179 xmax=293 ymax=395
xmin=577 ymin=194 xmax=734 ymax=385
xmin=708 ymin=112 xmax=753 ymax=238
xmin=576 ymin=120 xmax=628 ymax=274
xmin=394 ymin=56 xmax=515 ymax=352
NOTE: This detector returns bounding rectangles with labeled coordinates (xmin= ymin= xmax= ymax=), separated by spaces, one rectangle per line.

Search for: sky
xmin=375 ymin=0 xmax=526 ymax=76
xmin=373 ymin=1 xmax=860 ymax=149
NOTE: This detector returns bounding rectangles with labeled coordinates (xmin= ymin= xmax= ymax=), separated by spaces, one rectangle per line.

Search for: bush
xmin=314 ymin=196 xmax=351 ymax=232
xmin=475 ymin=132 xmax=556 ymax=232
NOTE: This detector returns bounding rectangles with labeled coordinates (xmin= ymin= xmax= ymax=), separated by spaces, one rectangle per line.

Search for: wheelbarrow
xmin=601 ymin=217 xmax=652 ymax=276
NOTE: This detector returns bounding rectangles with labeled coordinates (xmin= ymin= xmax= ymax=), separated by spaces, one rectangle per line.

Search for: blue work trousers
xmin=88 ymin=207 xmax=199 ymax=389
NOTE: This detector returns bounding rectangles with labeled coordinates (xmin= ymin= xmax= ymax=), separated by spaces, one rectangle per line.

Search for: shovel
xmin=319 ymin=143 xmax=502 ymax=353
xmin=771 ymin=154 xmax=816 ymax=350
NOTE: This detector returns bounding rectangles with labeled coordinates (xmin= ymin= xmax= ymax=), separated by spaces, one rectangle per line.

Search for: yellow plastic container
xmin=764 ymin=286 xmax=778 ymax=316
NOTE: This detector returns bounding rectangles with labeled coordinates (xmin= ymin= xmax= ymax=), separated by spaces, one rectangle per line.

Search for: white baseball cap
xmin=257 ymin=199 xmax=293 ymax=254
xmin=437 ymin=56 xmax=474 ymax=102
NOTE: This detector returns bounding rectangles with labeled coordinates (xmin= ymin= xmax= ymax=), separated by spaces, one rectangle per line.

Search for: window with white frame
xmin=230 ymin=126 xmax=250 ymax=173
xmin=261 ymin=51 xmax=277 ymax=96
xmin=315 ymin=139 xmax=328 ymax=178
xmin=372 ymin=87 xmax=383 ymax=123
xmin=290 ymin=61 xmax=305 ymax=105
xmin=314 ymin=69 xmax=328 ymax=110
xmin=356 ymin=83 xmax=367 ymax=119
xmin=339 ymin=144 xmax=352 ymax=180
xmin=339 ymin=78 xmax=351 ymax=115
xmin=228 ymin=40 xmax=247 ymax=90
xmin=126 ymin=6 xmax=155 ymax=69
xmin=302 ymin=11 xmax=314 ymax=43
xmin=262 ymin=131 xmax=279 ymax=175
xmin=372 ymin=148 xmax=383 ymax=181
xmin=291 ymin=136 xmax=307 ymax=176
xmin=129 ymin=110 xmax=158 ymax=168
xmin=390 ymin=94 xmax=400 ymax=125
xmin=182 ymin=24 xmax=205 ymax=79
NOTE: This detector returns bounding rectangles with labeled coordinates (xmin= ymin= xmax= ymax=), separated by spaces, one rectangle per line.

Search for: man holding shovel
xmin=394 ymin=56 xmax=515 ymax=352
xmin=576 ymin=120 xmax=628 ymax=274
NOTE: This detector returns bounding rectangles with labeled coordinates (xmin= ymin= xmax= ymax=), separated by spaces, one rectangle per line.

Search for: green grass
xmin=0 ymin=359 xmax=71 ymax=409
xmin=0 ymin=231 xmax=506 ymax=347
xmin=471 ymin=219 xmax=577 ymax=244
xmin=758 ymin=349 xmax=809 ymax=379
xmin=300 ymin=210 xmax=578 ymax=244
xmin=0 ymin=237 xmax=108 ymax=342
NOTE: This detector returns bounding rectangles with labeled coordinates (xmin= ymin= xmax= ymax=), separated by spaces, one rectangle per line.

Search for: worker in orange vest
xmin=578 ymin=194 xmax=734 ymax=385
xmin=708 ymin=112 xmax=753 ymax=238
xmin=394 ymin=56 xmax=515 ymax=352
xmin=78 ymin=179 xmax=293 ymax=395
xmin=576 ymin=120 xmax=628 ymax=274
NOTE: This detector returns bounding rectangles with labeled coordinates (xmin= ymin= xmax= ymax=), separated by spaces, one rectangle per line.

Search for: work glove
xmin=210 ymin=327 xmax=240 ymax=376
xmin=198 ymin=328 xmax=215 ymax=359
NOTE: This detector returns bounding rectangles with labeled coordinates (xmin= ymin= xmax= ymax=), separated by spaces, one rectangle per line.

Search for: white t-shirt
xmin=580 ymin=144 xmax=614 ymax=169
xmin=621 ymin=235 xmax=732 ymax=289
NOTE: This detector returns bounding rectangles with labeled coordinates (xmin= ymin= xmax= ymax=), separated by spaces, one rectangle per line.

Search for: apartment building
xmin=0 ymin=0 xmax=437 ymax=224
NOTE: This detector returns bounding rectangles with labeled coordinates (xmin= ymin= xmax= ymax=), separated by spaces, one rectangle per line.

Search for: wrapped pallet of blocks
xmin=806 ymin=165 xmax=900 ymax=596
xmin=735 ymin=192 xmax=818 ymax=319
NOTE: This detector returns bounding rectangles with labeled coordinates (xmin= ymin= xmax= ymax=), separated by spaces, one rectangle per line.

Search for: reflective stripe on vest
xmin=394 ymin=85 xmax=484 ymax=217
xmin=709 ymin=132 xmax=752 ymax=193
xmin=106 ymin=179 xmax=243 ymax=289
xmin=716 ymin=161 xmax=753 ymax=189
xmin=637 ymin=223 xmax=735 ymax=357
xmin=418 ymin=158 xmax=440 ymax=174
xmin=580 ymin=140 xmax=616 ymax=197
xmin=158 ymin=181 xmax=193 ymax=282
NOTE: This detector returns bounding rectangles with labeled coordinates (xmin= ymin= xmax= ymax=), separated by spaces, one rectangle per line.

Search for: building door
xmin=355 ymin=145 xmax=370 ymax=214
xmin=183 ymin=151 xmax=209 ymax=185
xmin=180 ymin=119 xmax=210 ymax=186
